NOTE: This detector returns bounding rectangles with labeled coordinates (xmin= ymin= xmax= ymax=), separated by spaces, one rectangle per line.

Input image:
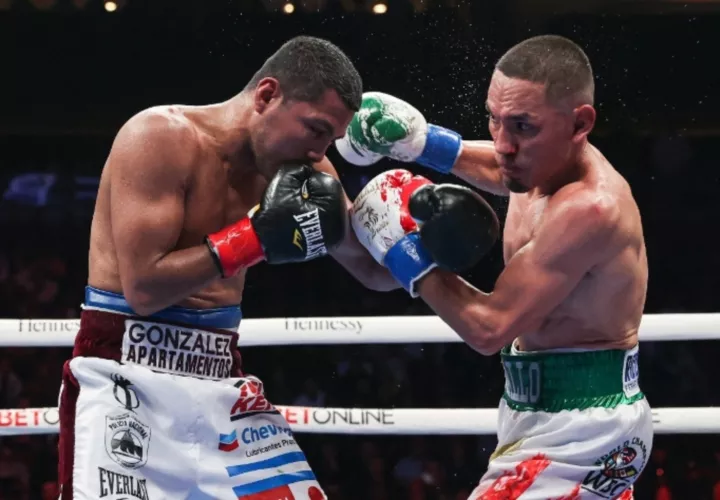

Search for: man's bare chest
xmin=180 ymin=162 xmax=267 ymax=248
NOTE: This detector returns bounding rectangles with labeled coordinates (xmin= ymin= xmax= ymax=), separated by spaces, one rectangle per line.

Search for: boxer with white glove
xmin=343 ymin=37 xmax=653 ymax=500
xmin=335 ymin=91 xmax=507 ymax=195
xmin=351 ymin=169 xmax=499 ymax=296
xmin=335 ymin=92 xmax=463 ymax=173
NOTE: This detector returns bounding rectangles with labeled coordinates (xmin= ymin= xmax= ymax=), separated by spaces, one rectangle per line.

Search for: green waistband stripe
xmin=500 ymin=345 xmax=645 ymax=413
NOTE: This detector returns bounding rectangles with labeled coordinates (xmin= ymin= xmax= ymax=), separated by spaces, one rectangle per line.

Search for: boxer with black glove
xmin=206 ymin=165 xmax=348 ymax=277
xmin=351 ymin=169 xmax=499 ymax=297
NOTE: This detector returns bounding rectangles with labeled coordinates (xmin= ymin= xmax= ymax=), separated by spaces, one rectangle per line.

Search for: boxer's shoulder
xmin=111 ymin=106 xmax=202 ymax=171
xmin=107 ymin=106 xmax=203 ymax=184
xmin=122 ymin=106 xmax=198 ymax=138
xmin=548 ymin=182 xmax=619 ymax=230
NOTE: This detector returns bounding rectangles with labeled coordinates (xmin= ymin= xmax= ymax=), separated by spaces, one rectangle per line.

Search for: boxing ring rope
xmin=0 ymin=313 xmax=719 ymax=436
xmin=1 ymin=313 xmax=719 ymax=347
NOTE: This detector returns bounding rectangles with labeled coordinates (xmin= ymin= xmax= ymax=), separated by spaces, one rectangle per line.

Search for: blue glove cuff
xmin=416 ymin=124 xmax=463 ymax=174
xmin=383 ymin=233 xmax=437 ymax=297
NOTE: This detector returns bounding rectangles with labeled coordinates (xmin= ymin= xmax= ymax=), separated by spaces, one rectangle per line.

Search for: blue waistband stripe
xmin=84 ymin=286 xmax=242 ymax=330
xmin=231 ymin=470 xmax=316 ymax=497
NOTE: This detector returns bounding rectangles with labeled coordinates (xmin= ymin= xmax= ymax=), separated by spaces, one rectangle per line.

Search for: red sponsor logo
xmin=219 ymin=440 xmax=239 ymax=452
xmin=474 ymin=454 xmax=551 ymax=500
xmin=307 ymin=486 xmax=324 ymax=500
xmin=0 ymin=409 xmax=43 ymax=427
xmin=241 ymin=485 xmax=294 ymax=500
xmin=277 ymin=407 xmax=394 ymax=427
xmin=230 ymin=378 xmax=277 ymax=421
xmin=240 ymin=484 xmax=323 ymax=500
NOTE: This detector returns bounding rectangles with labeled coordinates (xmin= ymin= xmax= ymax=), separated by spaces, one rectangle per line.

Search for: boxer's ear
xmin=571 ymin=104 xmax=596 ymax=143
xmin=254 ymin=78 xmax=281 ymax=114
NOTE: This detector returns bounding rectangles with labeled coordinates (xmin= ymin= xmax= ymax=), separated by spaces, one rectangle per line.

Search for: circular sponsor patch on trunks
xmin=105 ymin=412 xmax=151 ymax=469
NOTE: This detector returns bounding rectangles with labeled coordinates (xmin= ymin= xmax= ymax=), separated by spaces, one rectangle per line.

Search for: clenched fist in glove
xmin=335 ymin=92 xmax=463 ymax=174
xmin=351 ymin=169 xmax=499 ymax=296
xmin=206 ymin=165 xmax=347 ymax=277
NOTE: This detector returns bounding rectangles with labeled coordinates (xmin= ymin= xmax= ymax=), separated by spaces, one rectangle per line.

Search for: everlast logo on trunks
xmin=122 ymin=320 xmax=233 ymax=380
xmin=581 ymin=437 xmax=648 ymax=499
xmin=292 ymin=208 xmax=327 ymax=259
xmin=98 ymin=466 xmax=150 ymax=500
xmin=230 ymin=378 xmax=279 ymax=421
xmin=105 ymin=412 xmax=151 ymax=470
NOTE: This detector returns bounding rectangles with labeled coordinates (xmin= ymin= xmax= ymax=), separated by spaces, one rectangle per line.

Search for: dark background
xmin=0 ymin=0 xmax=719 ymax=498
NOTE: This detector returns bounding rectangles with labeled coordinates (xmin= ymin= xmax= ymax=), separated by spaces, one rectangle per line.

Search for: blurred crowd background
xmin=1 ymin=0 xmax=720 ymax=498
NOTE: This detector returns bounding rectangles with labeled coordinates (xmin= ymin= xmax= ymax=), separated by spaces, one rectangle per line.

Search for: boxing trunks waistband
xmin=76 ymin=286 xmax=243 ymax=380
xmin=500 ymin=343 xmax=644 ymax=413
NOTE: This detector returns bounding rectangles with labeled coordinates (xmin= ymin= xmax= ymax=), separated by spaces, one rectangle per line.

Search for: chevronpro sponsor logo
xmin=98 ymin=466 xmax=150 ymax=500
xmin=122 ymin=320 xmax=233 ymax=380
xmin=105 ymin=412 xmax=151 ymax=470
xmin=284 ymin=318 xmax=363 ymax=335
xmin=279 ymin=407 xmax=394 ymax=427
xmin=219 ymin=427 xmax=298 ymax=458
xmin=218 ymin=429 xmax=239 ymax=452
xmin=240 ymin=423 xmax=293 ymax=444
xmin=244 ymin=437 xmax=298 ymax=459
xmin=581 ymin=437 xmax=648 ymax=498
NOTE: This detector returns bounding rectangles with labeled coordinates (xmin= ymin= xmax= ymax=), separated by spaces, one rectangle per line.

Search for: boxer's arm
xmin=109 ymin=113 xmax=221 ymax=315
xmin=313 ymin=157 xmax=400 ymax=291
xmin=416 ymin=194 xmax=620 ymax=355
xmin=451 ymin=140 xmax=509 ymax=196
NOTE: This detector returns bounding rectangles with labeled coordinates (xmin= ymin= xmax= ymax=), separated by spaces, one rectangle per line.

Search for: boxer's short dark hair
xmin=246 ymin=36 xmax=362 ymax=111
xmin=496 ymin=35 xmax=594 ymax=106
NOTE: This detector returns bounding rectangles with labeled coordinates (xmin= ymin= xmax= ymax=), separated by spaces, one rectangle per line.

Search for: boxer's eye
xmin=515 ymin=122 xmax=534 ymax=133
xmin=306 ymin=125 xmax=324 ymax=138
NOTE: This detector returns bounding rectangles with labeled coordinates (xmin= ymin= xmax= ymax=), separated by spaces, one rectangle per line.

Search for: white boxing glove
xmin=336 ymin=92 xmax=463 ymax=173
xmin=351 ymin=169 xmax=437 ymax=296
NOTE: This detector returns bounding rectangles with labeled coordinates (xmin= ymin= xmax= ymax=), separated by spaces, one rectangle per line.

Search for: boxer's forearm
xmin=417 ymin=269 xmax=504 ymax=355
xmin=123 ymin=245 xmax=221 ymax=316
xmin=333 ymin=251 xmax=400 ymax=292
xmin=451 ymin=141 xmax=509 ymax=197
xmin=355 ymin=263 xmax=401 ymax=291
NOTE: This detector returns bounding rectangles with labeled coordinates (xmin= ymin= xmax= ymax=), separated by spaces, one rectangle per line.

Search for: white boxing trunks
xmin=58 ymin=287 xmax=325 ymax=500
xmin=470 ymin=344 xmax=653 ymax=500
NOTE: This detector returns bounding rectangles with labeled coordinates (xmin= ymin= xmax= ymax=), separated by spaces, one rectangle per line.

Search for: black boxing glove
xmin=205 ymin=165 xmax=347 ymax=277
xmin=351 ymin=169 xmax=498 ymax=296
xmin=409 ymin=184 xmax=500 ymax=273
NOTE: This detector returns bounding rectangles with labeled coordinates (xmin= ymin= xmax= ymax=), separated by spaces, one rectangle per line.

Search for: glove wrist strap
xmin=383 ymin=233 xmax=437 ymax=297
xmin=416 ymin=124 xmax=463 ymax=174
xmin=205 ymin=218 xmax=265 ymax=278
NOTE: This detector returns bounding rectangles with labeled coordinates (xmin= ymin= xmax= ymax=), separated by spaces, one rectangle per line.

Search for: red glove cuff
xmin=205 ymin=218 xmax=265 ymax=278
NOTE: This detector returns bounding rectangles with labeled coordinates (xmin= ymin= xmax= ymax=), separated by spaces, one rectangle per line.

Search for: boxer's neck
xmin=533 ymin=140 xmax=592 ymax=196
xmin=192 ymin=94 xmax=256 ymax=171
